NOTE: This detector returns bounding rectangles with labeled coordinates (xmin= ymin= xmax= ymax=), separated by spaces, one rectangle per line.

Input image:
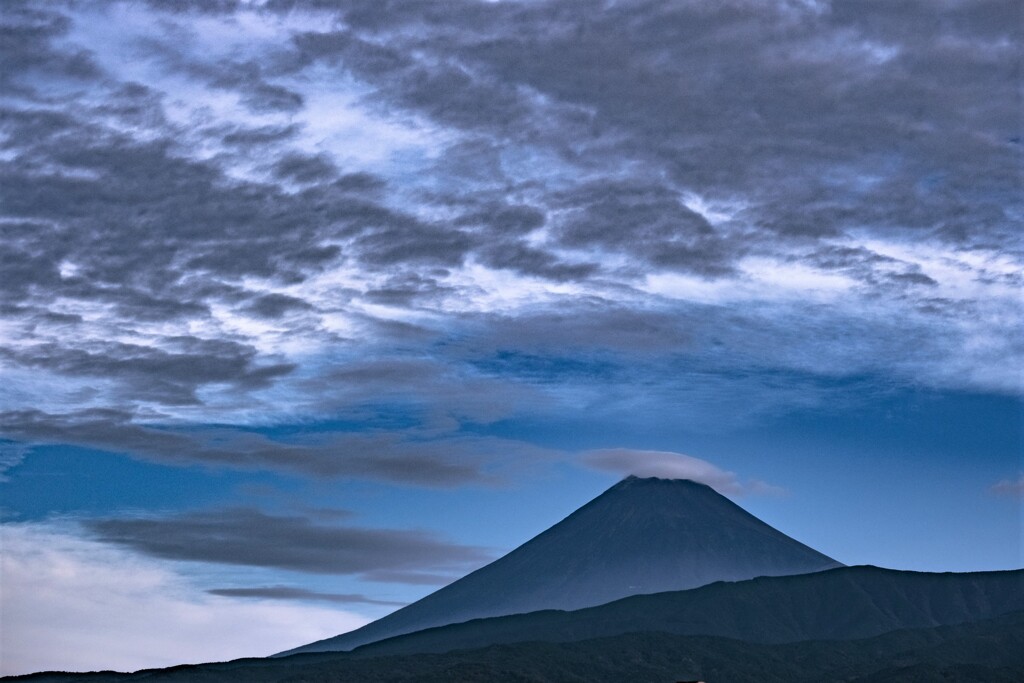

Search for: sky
xmin=0 ymin=0 xmax=1021 ymax=675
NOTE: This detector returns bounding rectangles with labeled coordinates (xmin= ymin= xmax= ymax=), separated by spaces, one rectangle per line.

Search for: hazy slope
xmin=285 ymin=476 xmax=842 ymax=654
xmin=352 ymin=565 xmax=1024 ymax=656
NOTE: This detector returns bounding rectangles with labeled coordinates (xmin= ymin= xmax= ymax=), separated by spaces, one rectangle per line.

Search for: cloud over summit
xmin=581 ymin=448 xmax=782 ymax=496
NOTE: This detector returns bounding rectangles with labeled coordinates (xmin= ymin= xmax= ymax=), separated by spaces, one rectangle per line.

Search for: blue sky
xmin=1 ymin=0 xmax=1021 ymax=675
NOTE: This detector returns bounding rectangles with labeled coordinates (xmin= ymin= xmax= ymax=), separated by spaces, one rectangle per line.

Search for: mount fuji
xmin=284 ymin=476 xmax=842 ymax=655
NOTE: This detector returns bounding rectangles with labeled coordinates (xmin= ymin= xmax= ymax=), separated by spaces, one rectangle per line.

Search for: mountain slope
xmin=351 ymin=565 xmax=1024 ymax=657
xmin=16 ymin=609 xmax=1024 ymax=683
xmin=285 ymin=476 xmax=842 ymax=654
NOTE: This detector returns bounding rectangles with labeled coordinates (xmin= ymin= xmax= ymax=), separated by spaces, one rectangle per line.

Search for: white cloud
xmin=0 ymin=523 xmax=367 ymax=676
xmin=579 ymin=448 xmax=783 ymax=497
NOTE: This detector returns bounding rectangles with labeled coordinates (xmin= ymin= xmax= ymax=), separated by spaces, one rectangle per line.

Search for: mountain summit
xmin=284 ymin=476 xmax=842 ymax=655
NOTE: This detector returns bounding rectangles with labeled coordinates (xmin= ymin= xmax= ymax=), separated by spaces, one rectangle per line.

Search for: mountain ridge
xmin=348 ymin=564 xmax=1024 ymax=657
xmin=12 ymin=589 xmax=1024 ymax=683
xmin=284 ymin=475 xmax=842 ymax=654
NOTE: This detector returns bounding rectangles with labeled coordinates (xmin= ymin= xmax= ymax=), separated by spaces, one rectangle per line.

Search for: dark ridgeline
xmin=284 ymin=476 xmax=842 ymax=655
xmin=14 ymin=579 xmax=1024 ymax=682
xmin=351 ymin=564 xmax=1024 ymax=658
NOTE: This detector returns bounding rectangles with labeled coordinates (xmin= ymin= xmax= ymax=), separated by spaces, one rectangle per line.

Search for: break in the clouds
xmin=84 ymin=507 xmax=492 ymax=579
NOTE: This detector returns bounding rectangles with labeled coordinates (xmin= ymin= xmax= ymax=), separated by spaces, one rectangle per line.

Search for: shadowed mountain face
xmin=286 ymin=476 xmax=842 ymax=654
xmin=18 ymin=610 xmax=1024 ymax=683
xmin=352 ymin=565 xmax=1024 ymax=658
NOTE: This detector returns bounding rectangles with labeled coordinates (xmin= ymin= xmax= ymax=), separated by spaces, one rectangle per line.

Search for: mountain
xmin=285 ymin=475 xmax=842 ymax=654
xmin=351 ymin=565 xmax=1024 ymax=657
xmin=15 ymin=608 xmax=1024 ymax=682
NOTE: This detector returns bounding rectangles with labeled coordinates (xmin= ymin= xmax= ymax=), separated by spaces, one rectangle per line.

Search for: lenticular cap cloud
xmin=580 ymin=448 xmax=781 ymax=496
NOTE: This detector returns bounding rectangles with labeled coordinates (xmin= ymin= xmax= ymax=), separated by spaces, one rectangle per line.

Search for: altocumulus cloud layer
xmin=2 ymin=0 xmax=1020 ymax=462
xmin=0 ymin=0 xmax=1021 ymax=670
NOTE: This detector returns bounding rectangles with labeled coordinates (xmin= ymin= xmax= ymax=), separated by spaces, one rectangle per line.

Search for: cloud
xmin=0 ymin=339 xmax=296 ymax=406
xmin=0 ymin=409 xmax=517 ymax=486
xmin=801 ymin=245 xmax=939 ymax=289
xmin=271 ymin=152 xmax=339 ymax=184
xmin=0 ymin=0 xmax=1019 ymax=481
xmin=476 ymin=240 xmax=600 ymax=282
xmin=552 ymin=179 xmax=734 ymax=277
xmin=298 ymin=356 xmax=547 ymax=426
xmin=362 ymin=272 xmax=461 ymax=306
xmin=0 ymin=440 xmax=30 ymax=482
xmin=0 ymin=3 xmax=103 ymax=96
xmin=0 ymin=102 xmax=390 ymax=298
xmin=0 ymin=522 xmax=366 ymax=676
xmin=580 ymin=448 xmax=783 ymax=497
xmin=83 ymin=507 xmax=492 ymax=578
xmin=284 ymin=0 xmax=1019 ymax=249
xmin=242 ymin=292 xmax=314 ymax=319
xmin=206 ymin=586 xmax=407 ymax=606
xmin=990 ymin=475 xmax=1024 ymax=499
xmin=134 ymin=26 xmax=306 ymax=114
xmin=220 ymin=122 xmax=301 ymax=146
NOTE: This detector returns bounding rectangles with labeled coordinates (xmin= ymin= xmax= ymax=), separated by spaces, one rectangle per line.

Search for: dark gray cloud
xmin=0 ymin=409 xmax=517 ymax=485
xmin=272 ymin=152 xmax=339 ymax=184
xmin=220 ymin=122 xmax=302 ymax=147
xmin=0 ymin=82 xmax=466 ymax=337
xmin=0 ymin=108 xmax=344 ymax=301
xmin=461 ymin=203 xmax=546 ymax=236
xmin=0 ymin=89 xmax=491 ymax=408
xmin=801 ymin=246 xmax=938 ymax=289
xmin=477 ymin=241 xmax=600 ymax=282
xmin=142 ymin=0 xmax=242 ymax=13
xmin=206 ymin=586 xmax=407 ymax=606
xmin=283 ymin=0 xmax=1020 ymax=256
xmin=0 ymin=339 xmax=294 ymax=405
xmin=242 ymin=293 xmax=314 ymax=319
xmin=84 ymin=507 xmax=492 ymax=577
xmin=8 ymin=0 xmax=1006 ymax=333
xmin=134 ymin=27 xmax=305 ymax=114
xmin=363 ymin=273 xmax=458 ymax=307
xmin=351 ymin=218 xmax=473 ymax=268
xmin=552 ymin=180 xmax=733 ymax=277
xmin=7 ymin=0 xmax=1016 ymax=323
xmin=0 ymin=2 xmax=102 ymax=95
xmin=287 ymin=29 xmax=532 ymax=132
